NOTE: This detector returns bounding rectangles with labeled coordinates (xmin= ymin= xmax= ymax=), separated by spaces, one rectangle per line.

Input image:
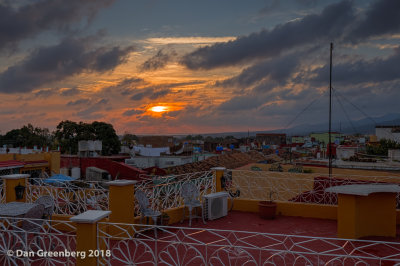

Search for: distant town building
xmin=0 ymin=151 xmax=60 ymax=177
xmin=291 ymin=136 xmax=305 ymax=144
xmin=375 ymin=125 xmax=400 ymax=143
xmin=137 ymin=136 xmax=175 ymax=148
xmin=310 ymin=132 xmax=342 ymax=145
xmin=78 ymin=140 xmax=102 ymax=157
xmin=256 ymin=133 xmax=286 ymax=146
xmin=369 ymin=135 xmax=378 ymax=143
xmin=125 ymin=156 xmax=193 ymax=169
xmin=336 ymin=145 xmax=358 ymax=160
xmin=388 ymin=149 xmax=400 ymax=161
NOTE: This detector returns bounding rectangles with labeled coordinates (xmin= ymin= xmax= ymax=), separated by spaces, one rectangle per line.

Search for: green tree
xmin=1 ymin=124 xmax=52 ymax=148
xmin=54 ymin=120 xmax=80 ymax=154
xmin=92 ymin=121 xmax=120 ymax=155
xmin=366 ymin=138 xmax=400 ymax=156
xmin=54 ymin=120 xmax=121 ymax=155
xmin=193 ymin=135 xmax=204 ymax=140
xmin=122 ymin=133 xmax=138 ymax=145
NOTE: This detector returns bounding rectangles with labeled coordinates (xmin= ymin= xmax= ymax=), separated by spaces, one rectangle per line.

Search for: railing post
xmin=211 ymin=167 xmax=226 ymax=192
xmin=106 ymin=180 xmax=137 ymax=224
xmin=71 ymin=210 xmax=111 ymax=266
xmin=1 ymin=174 xmax=29 ymax=202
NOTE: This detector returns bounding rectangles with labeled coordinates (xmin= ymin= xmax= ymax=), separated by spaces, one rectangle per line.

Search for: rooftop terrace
xmin=2 ymin=167 xmax=400 ymax=265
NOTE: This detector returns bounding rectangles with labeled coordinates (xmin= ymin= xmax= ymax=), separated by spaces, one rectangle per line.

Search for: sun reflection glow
xmin=149 ymin=105 xmax=169 ymax=112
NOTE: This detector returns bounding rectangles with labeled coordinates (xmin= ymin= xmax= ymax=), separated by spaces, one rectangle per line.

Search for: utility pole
xmin=329 ymin=42 xmax=333 ymax=177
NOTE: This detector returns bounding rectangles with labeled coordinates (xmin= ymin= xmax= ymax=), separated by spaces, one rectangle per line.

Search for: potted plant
xmin=258 ymin=190 xmax=277 ymax=219
xmin=161 ymin=212 xmax=170 ymax=226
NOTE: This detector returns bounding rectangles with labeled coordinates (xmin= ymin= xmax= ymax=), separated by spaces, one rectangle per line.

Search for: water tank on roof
xmin=79 ymin=141 xmax=89 ymax=151
xmin=88 ymin=140 xmax=95 ymax=151
xmin=60 ymin=168 xmax=70 ymax=176
xmin=94 ymin=140 xmax=102 ymax=151
xmin=71 ymin=167 xmax=81 ymax=179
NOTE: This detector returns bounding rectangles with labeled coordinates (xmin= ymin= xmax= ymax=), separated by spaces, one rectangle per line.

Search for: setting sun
xmin=149 ymin=106 xmax=169 ymax=112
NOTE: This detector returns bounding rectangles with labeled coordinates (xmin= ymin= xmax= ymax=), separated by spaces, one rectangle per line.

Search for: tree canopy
xmin=54 ymin=120 xmax=120 ymax=155
xmin=0 ymin=124 xmax=52 ymax=148
xmin=366 ymin=138 xmax=400 ymax=156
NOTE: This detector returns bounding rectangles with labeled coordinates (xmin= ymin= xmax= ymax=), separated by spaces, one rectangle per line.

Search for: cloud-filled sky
xmin=1 ymin=0 xmax=400 ymax=135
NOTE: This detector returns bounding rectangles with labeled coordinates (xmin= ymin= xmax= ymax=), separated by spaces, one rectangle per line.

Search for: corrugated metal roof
xmin=0 ymin=160 xmax=25 ymax=169
xmin=23 ymin=160 xmax=49 ymax=167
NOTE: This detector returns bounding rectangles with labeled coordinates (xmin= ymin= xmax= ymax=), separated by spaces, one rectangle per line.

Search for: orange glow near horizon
xmin=149 ymin=105 xmax=169 ymax=113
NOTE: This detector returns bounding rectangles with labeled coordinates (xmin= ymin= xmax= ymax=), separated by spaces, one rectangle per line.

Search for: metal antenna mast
xmin=329 ymin=43 xmax=333 ymax=177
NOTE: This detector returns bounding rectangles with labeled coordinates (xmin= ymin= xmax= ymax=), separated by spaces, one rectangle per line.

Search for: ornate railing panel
xmin=227 ymin=170 xmax=400 ymax=205
xmin=134 ymin=171 xmax=215 ymax=212
xmin=0 ymin=216 xmax=77 ymax=265
xmin=0 ymin=180 xmax=5 ymax=203
xmin=98 ymin=222 xmax=400 ymax=265
xmin=26 ymin=178 xmax=109 ymax=215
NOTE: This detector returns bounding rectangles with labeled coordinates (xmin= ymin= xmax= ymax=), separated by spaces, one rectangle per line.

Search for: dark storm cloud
xmin=92 ymin=46 xmax=135 ymax=72
xmin=75 ymin=98 xmax=109 ymax=118
xmin=102 ymin=77 xmax=146 ymax=95
xmin=311 ymin=46 xmax=400 ymax=84
xmin=217 ymin=53 xmax=300 ymax=88
xmin=217 ymin=94 xmax=267 ymax=111
xmin=0 ymin=36 xmax=135 ymax=93
xmin=129 ymin=81 xmax=204 ymax=101
xmin=294 ymin=0 xmax=318 ymax=7
xmin=130 ymin=87 xmax=172 ymax=101
xmin=66 ymin=98 xmax=90 ymax=106
xmin=181 ymin=0 xmax=354 ymax=69
xmin=130 ymin=91 xmax=147 ymax=101
xmin=34 ymin=88 xmax=56 ymax=98
xmin=61 ymin=87 xmax=82 ymax=96
xmin=347 ymin=0 xmax=400 ymax=42
xmin=0 ymin=0 xmax=115 ymax=52
xmin=258 ymin=0 xmax=280 ymax=15
xmin=139 ymin=49 xmax=177 ymax=71
xmin=122 ymin=109 xmax=144 ymax=116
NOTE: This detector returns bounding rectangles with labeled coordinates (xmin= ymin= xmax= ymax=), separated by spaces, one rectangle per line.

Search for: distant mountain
xmin=200 ymin=113 xmax=400 ymax=138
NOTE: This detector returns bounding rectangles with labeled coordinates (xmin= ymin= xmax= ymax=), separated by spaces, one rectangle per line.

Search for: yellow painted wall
xmin=45 ymin=151 xmax=60 ymax=174
xmin=231 ymin=199 xmax=337 ymax=220
xmin=337 ymin=193 xmax=397 ymax=238
xmin=0 ymin=154 xmax=14 ymax=161
xmin=0 ymin=151 xmax=60 ymax=174
xmin=231 ymin=198 xmax=400 ymax=225
xmin=4 ymin=177 xmax=27 ymax=202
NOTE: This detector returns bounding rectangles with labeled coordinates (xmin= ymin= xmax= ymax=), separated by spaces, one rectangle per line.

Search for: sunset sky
xmin=1 ymin=0 xmax=400 ymax=135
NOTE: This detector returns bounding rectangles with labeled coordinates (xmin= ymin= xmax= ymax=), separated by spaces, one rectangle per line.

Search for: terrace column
xmin=107 ymin=180 xmax=137 ymax=224
xmin=1 ymin=174 xmax=29 ymax=202
xmin=71 ymin=210 xmax=111 ymax=266
xmin=211 ymin=167 xmax=226 ymax=192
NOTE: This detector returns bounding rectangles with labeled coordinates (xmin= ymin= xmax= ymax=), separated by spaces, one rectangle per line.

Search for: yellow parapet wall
xmin=231 ymin=198 xmax=400 ymax=224
xmin=277 ymin=201 xmax=337 ymax=220
xmin=0 ymin=151 xmax=61 ymax=174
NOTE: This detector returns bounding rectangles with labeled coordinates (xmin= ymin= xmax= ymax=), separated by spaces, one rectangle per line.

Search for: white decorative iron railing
xmin=26 ymin=178 xmax=109 ymax=215
xmin=0 ymin=216 xmax=77 ymax=265
xmin=97 ymin=222 xmax=400 ymax=265
xmin=227 ymin=170 xmax=400 ymax=206
xmin=0 ymin=180 xmax=5 ymax=204
xmin=134 ymin=171 xmax=215 ymax=212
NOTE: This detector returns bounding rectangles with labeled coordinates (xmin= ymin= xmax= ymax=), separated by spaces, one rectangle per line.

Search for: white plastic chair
xmin=35 ymin=195 xmax=55 ymax=220
xmin=181 ymin=182 xmax=206 ymax=226
xmin=135 ymin=190 xmax=161 ymax=237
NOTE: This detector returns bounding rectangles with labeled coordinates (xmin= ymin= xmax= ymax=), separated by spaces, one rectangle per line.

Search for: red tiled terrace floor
xmin=104 ymin=211 xmax=400 ymax=265
xmin=175 ymin=211 xmax=400 ymax=241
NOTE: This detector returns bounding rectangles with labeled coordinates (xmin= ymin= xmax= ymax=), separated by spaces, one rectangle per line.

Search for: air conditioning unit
xmin=203 ymin=192 xmax=229 ymax=220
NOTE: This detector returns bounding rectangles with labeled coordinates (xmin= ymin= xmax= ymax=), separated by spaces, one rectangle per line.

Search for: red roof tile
xmin=0 ymin=160 xmax=25 ymax=169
